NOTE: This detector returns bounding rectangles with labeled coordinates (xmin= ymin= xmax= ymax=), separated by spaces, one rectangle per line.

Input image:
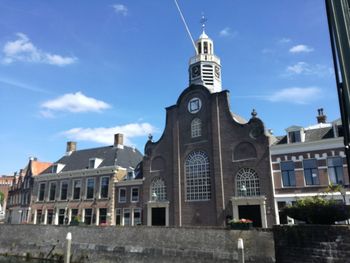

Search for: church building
xmin=141 ymin=26 xmax=277 ymax=228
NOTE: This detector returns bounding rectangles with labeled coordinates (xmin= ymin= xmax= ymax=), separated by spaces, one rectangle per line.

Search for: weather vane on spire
xmin=200 ymin=13 xmax=207 ymax=32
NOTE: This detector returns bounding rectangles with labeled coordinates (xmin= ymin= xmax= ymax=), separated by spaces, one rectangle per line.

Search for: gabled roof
xmin=274 ymin=126 xmax=336 ymax=145
xmin=30 ymin=161 xmax=52 ymax=176
xmin=41 ymin=145 xmax=143 ymax=174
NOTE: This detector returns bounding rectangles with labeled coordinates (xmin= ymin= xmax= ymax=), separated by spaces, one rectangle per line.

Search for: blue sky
xmin=0 ymin=1 xmax=340 ymax=175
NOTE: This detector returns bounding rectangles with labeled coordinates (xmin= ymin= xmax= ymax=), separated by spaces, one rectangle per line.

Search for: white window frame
xmin=131 ymin=187 xmax=139 ymax=203
xmin=123 ymin=208 xmax=131 ymax=226
xmin=85 ymin=178 xmax=95 ymax=200
xmin=191 ymin=118 xmax=202 ymax=138
xmin=236 ymin=168 xmax=260 ymax=197
xmin=99 ymin=176 xmax=110 ymax=199
xmin=119 ymin=188 xmax=127 ymax=203
xmin=72 ymin=179 xmax=81 ymax=200
xmin=60 ymin=180 xmax=69 ymax=201
xmin=185 ymin=151 xmax=211 ymax=201
xmin=38 ymin=182 xmax=46 ymax=201
xmin=48 ymin=181 xmax=57 ymax=201
xmin=133 ymin=208 xmax=142 ymax=226
xmin=150 ymin=177 xmax=167 ymax=201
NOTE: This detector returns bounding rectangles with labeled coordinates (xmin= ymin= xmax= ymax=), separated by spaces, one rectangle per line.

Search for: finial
xmin=251 ymin=109 xmax=257 ymax=118
xmin=200 ymin=13 xmax=207 ymax=32
xmin=148 ymin=133 xmax=153 ymax=141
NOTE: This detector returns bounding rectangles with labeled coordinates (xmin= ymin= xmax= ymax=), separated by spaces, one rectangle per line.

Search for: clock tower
xmin=189 ymin=18 xmax=222 ymax=93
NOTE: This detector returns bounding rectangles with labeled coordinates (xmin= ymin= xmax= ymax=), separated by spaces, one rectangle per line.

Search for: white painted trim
xmin=85 ymin=177 xmax=95 ymax=200
xmin=130 ymin=187 xmax=139 ymax=203
xmin=72 ymin=179 xmax=82 ymax=200
xmin=99 ymin=176 xmax=110 ymax=199
xmin=147 ymin=201 xmax=170 ymax=227
xmin=36 ymin=165 xmax=121 ymax=181
xmin=116 ymin=179 xmax=143 ymax=186
xmin=275 ymin=192 xmax=350 ymax=198
xmin=60 ymin=180 xmax=69 ymax=201
xmin=271 ymin=137 xmax=344 ymax=155
xmin=230 ymin=196 xmax=268 ymax=228
xmin=48 ymin=181 xmax=57 ymax=201
xmin=118 ymin=188 xmax=127 ymax=203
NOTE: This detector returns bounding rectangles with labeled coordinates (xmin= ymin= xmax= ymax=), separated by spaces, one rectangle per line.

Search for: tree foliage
xmin=282 ymin=196 xmax=350 ymax=225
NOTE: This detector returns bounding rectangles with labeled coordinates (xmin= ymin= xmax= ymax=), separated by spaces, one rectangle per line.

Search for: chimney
xmin=316 ymin=108 xmax=327 ymax=124
xmin=114 ymin=133 xmax=124 ymax=149
xmin=66 ymin=141 xmax=77 ymax=155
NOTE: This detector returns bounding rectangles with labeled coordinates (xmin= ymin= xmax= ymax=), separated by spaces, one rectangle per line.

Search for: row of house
xmin=5 ymin=110 xmax=348 ymax=227
xmin=4 ymin=28 xmax=349 ymax=228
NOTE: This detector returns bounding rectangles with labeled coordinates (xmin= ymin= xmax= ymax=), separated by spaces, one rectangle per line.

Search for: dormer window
xmin=52 ymin=163 xmax=65 ymax=174
xmin=88 ymin=158 xmax=102 ymax=169
xmin=288 ymin=131 xmax=301 ymax=143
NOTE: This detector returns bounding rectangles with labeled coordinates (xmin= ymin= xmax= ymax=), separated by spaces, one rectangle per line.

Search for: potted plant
xmin=228 ymin=218 xmax=253 ymax=230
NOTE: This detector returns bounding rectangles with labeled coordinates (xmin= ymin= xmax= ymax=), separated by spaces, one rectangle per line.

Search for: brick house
xmin=115 ymin=162 xmax=143 ymax=226
xmin=0 ymin=174 xmax=17 ymax=220
xmin=270 ymin=109 xmax=348 ymax=224
xmin=140 ymin=29 xmax=277 ymax=228
xmin=6 ymin=158 xmax=52 ymax=224
xmin=31 ymin=134 xmax=142 ymax=226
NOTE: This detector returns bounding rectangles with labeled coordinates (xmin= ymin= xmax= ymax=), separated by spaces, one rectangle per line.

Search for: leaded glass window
xmin=185 ymin=151 xmax=211 ymax=201
xmin=150 ymin=177 xmax=167 ymax=201
xmin=236 ymin=168 xmax=260 ymax=196
xmin=191 ymin=118 xmax=202 ymax=138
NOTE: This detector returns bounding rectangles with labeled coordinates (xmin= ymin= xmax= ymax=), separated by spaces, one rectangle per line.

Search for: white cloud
xmin=2 ymin=33 xmax=77 ymax=66
xmin=62 ymin=123 xmax=157 ymax=146
xmin=279 ymin=38 xmax=291 ymax=44
xmin=268 ymin=87 xmax=322 ymax=104
xmin=285 ymin=61 xmax=333 ymax=76
xmin=219 ymin=27 xmax=237 ymax=38
xmin=112 ymin=4 xmax=128 ymax=16
xmin=41 ymin=92 xmax=111 ymax=116
xmin=289 ymin=44 xmax=314 ymax=53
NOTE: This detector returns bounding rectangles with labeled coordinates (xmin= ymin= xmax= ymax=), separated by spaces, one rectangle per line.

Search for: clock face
xmin=249 ymin=123 xmax=263 ymax=139
xmin=215 ymin=66 xmax=220 ymax=78
xmin=191 ymin=65 xmax=200 ymax=78
xmin=188 ymin=97 xmax=202 ymax=114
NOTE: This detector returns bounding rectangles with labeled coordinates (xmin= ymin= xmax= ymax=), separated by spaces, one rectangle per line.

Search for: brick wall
xmin=274 ymin=225 xmax=350 ymax=263
xmin=0 ymin=225 xmax=274 ymax=263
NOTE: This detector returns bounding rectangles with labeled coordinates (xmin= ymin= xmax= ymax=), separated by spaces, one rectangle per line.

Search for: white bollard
xmin=237 ymin=238 xmax=244 ymax=263
xmin=65 ymin=232 xmax=72 ymax=263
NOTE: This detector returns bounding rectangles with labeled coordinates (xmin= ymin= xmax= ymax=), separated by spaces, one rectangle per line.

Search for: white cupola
xmin=188 ymin=16 xmax=222 ymax=93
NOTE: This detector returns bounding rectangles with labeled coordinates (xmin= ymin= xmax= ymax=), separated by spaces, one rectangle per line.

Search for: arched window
xmin=185 ymin=151 xmax=210 ymax=201
xmin=150 ymin=177 xmax=167 ymax=201
xmin=236 ymin=168 xmax=260 ymax=197
xmin=191 ymin=118 xmax=202 ymax=138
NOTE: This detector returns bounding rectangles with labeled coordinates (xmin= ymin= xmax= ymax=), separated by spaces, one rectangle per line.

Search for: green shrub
xmin=282 ymin=196 xmax=350 ymax=224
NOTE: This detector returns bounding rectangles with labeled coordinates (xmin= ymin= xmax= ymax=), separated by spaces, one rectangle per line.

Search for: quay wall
xmin=274 ymin=225 xmax=350 ymax=263
xmin=0 ymin=224 xmax=275 ymax=263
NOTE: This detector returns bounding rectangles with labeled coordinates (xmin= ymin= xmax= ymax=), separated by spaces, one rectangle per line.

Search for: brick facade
xmin=142 ymin=85 xmax=277 ymax=227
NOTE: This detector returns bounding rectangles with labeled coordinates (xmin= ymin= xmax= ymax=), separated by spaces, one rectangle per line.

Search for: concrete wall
xmin=0 ymin=225 xmax=274 ymax=263
xmin=274 ymin=225 xmax=350 ymax=263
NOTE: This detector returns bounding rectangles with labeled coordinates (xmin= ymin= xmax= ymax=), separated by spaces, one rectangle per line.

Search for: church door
xmin=151 ymin=208 xmax=166 ymax=226
xmin=238 ymin=205 xmax=262 ymax=227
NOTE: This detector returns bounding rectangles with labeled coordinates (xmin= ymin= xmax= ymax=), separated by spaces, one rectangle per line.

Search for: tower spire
xmin=200 ymin=13 xmax=207 ymax=33
xmin=188 ymin=15 xmax=222 ymax=93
